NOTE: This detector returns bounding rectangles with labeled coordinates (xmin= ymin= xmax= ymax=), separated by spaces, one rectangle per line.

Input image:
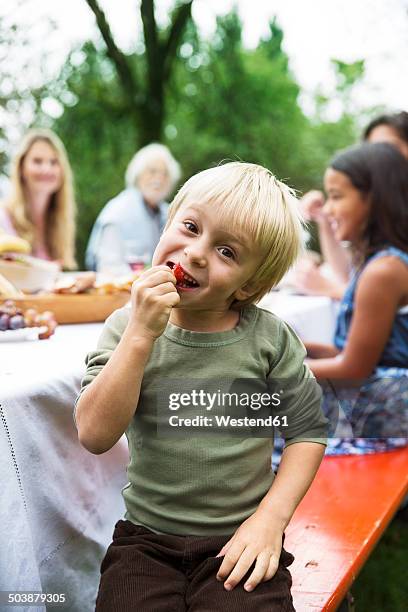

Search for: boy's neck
xmin=169 ymin=308 xmax=240 ymax=332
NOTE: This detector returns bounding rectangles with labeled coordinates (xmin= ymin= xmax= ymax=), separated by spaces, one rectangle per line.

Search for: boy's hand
xmin=216 ymin=508 xmax=285 ymax=592
xmin=128 ymin=265 xmax=180 ymax=340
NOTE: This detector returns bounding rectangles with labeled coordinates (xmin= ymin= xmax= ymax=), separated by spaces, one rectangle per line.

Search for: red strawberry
xmin=173 ymin=263 xmax=184 ymax=283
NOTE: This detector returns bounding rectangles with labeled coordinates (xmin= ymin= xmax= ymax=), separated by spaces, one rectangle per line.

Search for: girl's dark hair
xmin=330 ymin=142 xmax=408 ymax=255
xmin=363 ymin=111 xmax=408 ymax=145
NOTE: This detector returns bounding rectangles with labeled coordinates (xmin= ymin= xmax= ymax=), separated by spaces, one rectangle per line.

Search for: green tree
xmin=302 ymin=58 xmax=366 ymax=189
xmin=0 ymin=5 xmax=33 ymax=172
xmin=49 ymin=10 xmax=363 ymax=265
xmin=49 ymin=42 xmax=140 ymax=265
xmin=83 ymin=0 xmax=193 ymax=145
xmin=165 ymin=14 xmax=350 ymax=191
xmin=0 ymin=1 xmax=60 ymax=172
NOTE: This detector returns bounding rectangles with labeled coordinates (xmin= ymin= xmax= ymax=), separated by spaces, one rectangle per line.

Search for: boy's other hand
xmin=128 ymin=265 xmax=180 ymax=340
xmin=216 ymin=508 xmax=285 ymax=592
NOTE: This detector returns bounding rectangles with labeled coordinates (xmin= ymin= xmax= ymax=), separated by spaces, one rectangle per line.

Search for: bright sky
xmin=2 ymin=0 xmax=408 ymax=126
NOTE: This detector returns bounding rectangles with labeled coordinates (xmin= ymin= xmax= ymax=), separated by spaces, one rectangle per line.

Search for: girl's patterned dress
xmin=273 ymin=246 xmax=408 ymax=467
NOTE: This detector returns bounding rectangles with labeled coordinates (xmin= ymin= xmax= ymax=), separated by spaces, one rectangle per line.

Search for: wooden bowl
xmin=4 ymin=292 xmax=130 ymax=324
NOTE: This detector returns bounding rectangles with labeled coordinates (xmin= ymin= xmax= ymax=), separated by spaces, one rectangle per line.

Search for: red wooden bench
xmin=286 ymin=448 xmax=408 ymax=611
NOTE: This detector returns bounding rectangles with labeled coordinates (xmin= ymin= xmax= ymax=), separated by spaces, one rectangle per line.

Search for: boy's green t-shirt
xmin=79 ymin=304 xmax=327 ymax=536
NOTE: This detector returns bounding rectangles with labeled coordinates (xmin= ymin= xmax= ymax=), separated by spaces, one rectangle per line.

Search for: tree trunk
xmin=139 ymin=96 xmax=165 ymax=145
xmin=84 ymin=0 xmax=193 ymax=146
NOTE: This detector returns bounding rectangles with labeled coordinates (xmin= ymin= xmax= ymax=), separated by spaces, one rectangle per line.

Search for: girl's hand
xmin=291 ymin=259 xmax=344 ymax=299
xmin=292 ymin=259 xmax=327 ymax=294
xmin=128 ymin=265 xmax=180 ymax=340
xmin=216 ymin=509 xmax=285 ymax=592
xmin=300 ymin=190 xmax=326 ymax=222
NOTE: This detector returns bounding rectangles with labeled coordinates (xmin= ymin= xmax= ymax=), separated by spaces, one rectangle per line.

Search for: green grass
xmin=350 ymin=516 xmax=408 ymax=611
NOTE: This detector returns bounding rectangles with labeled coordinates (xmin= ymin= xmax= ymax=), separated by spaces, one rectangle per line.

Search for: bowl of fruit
xmin=0 ymin=299 xmax=57 ymax=341
xmin=0 ymin=253 xmax=60 ymax=293
xmin=0 ymin=233 xmax=59 ymax=293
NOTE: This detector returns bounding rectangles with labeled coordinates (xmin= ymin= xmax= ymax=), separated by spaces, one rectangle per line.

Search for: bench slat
xmin=286 ymin=448 xmax=408 ymax=610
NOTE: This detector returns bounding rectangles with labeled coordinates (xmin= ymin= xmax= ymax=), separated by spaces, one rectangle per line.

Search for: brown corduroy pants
xmin=95 ymin=519 xmax=295 ymax=612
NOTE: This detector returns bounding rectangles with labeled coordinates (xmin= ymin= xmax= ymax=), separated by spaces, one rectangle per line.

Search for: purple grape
xmin=0 ymin=314 xmax=10 ymax=331
xmin=9 ymin=314 xmax=25 ymax=330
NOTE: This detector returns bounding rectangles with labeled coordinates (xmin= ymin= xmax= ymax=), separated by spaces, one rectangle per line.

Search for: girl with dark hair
xmin=305 ymin=142 xmax=408 ymax=455
xmin=294 ymin=110 xmax=408 ymax=299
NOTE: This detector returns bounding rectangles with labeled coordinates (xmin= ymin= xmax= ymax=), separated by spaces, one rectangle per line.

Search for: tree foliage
xmin=48 ymin=5 xmax=362 ymax=266
xmin=166 ymin=15 xmax=314 ymax=184
xmin=0 ymin=1 xmax=59 ymax=173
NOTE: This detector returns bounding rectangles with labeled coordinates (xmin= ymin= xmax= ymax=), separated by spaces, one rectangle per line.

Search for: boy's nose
xmin=183 ymin=245 xmax=207 ymax=267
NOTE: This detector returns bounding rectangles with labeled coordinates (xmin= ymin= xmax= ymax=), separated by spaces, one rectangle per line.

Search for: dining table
xmin=0 ymin=292 xmax=337 ymax=611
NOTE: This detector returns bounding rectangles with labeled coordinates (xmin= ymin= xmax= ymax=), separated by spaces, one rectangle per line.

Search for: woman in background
xmin=0 ymin=128 xmax=77 ymax=269
xmin=85 ymin=143 xmax=181 ymax=273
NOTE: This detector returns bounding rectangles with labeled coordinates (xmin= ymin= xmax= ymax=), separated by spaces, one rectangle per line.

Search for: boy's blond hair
xmin=167 ymin=162 xmax=304 ymax=306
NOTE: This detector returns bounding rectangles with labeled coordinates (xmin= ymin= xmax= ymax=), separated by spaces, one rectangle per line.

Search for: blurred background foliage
xmin=1 ymin=0 xmax=369 ymax=267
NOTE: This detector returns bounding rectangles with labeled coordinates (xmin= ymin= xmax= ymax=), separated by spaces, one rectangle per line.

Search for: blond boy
xmin=76 ymin=162 xmax=327 ymax=611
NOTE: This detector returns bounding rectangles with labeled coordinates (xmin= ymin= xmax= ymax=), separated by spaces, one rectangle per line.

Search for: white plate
xmin=0 ymin=326 xmax=48 ymax=343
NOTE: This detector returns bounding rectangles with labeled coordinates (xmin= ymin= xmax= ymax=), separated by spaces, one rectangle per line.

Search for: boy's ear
xmin=233 ymin=282 xmax=257 ymax=302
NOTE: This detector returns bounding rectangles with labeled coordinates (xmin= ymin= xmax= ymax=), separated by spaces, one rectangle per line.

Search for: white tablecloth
xmin=258 ymin=292 xmax=337 ymax=344
xmin=0 ymin=324 xmax=128 ymax=612
xmin=0 ymin=294 xmax=336 ymax=610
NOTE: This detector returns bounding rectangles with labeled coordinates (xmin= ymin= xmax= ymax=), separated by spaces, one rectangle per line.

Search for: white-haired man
xmin=86 ymin=143 xmax=181 ymax=272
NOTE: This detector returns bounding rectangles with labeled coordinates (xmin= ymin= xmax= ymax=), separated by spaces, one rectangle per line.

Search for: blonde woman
xmin=0 ymin=128 xmax=77 ymax=269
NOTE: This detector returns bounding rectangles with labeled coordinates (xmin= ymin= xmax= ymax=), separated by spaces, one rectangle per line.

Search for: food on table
xmin=0 ymin=253 xmax=30 ymax=265
xmin=0 ymin=232 xmax=31 ymax=255
xmin=24 ymin=308 xmax=39 ymax=326
xmin=37 ymin=311 xmax=58 ymax=339
xmin=93 ymin=273 xmax=140 ymax=294
xmin=0 ymin=253 xmax=59 ymax=293
xmin=0 ymin=257 xmax=142 ymax=299
xmin=53 ymin=272 xmax=97 ymax=294
xmin=0 ymin=299 xmax=58 ymax=339
xmin=0 ymin=270 xmax=139 ymax=326
xmin=0 ymin=273 xmax=24 ymax=297
xmin=0 ymin=314 xmax=10 ymax=331
xmin=9 ymin=314 xmax=25 ymax=329
xmin=53 ymin=271 xmax=141 ymax=296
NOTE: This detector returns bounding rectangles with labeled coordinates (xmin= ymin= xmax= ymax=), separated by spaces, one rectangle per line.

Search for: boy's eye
xmin=183 ymin=220 xmax=198 ymax=233
xmin=218 ymin=246 xmax=235 ymax=259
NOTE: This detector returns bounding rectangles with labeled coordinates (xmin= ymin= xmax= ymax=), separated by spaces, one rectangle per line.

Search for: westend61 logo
xmin=168 ymin=389 xmax=283 ymax=411
xmin=157 ymin=386 xmax=290 ymax=435
xmin=155 ymin=377 xmax=323 ymax=438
